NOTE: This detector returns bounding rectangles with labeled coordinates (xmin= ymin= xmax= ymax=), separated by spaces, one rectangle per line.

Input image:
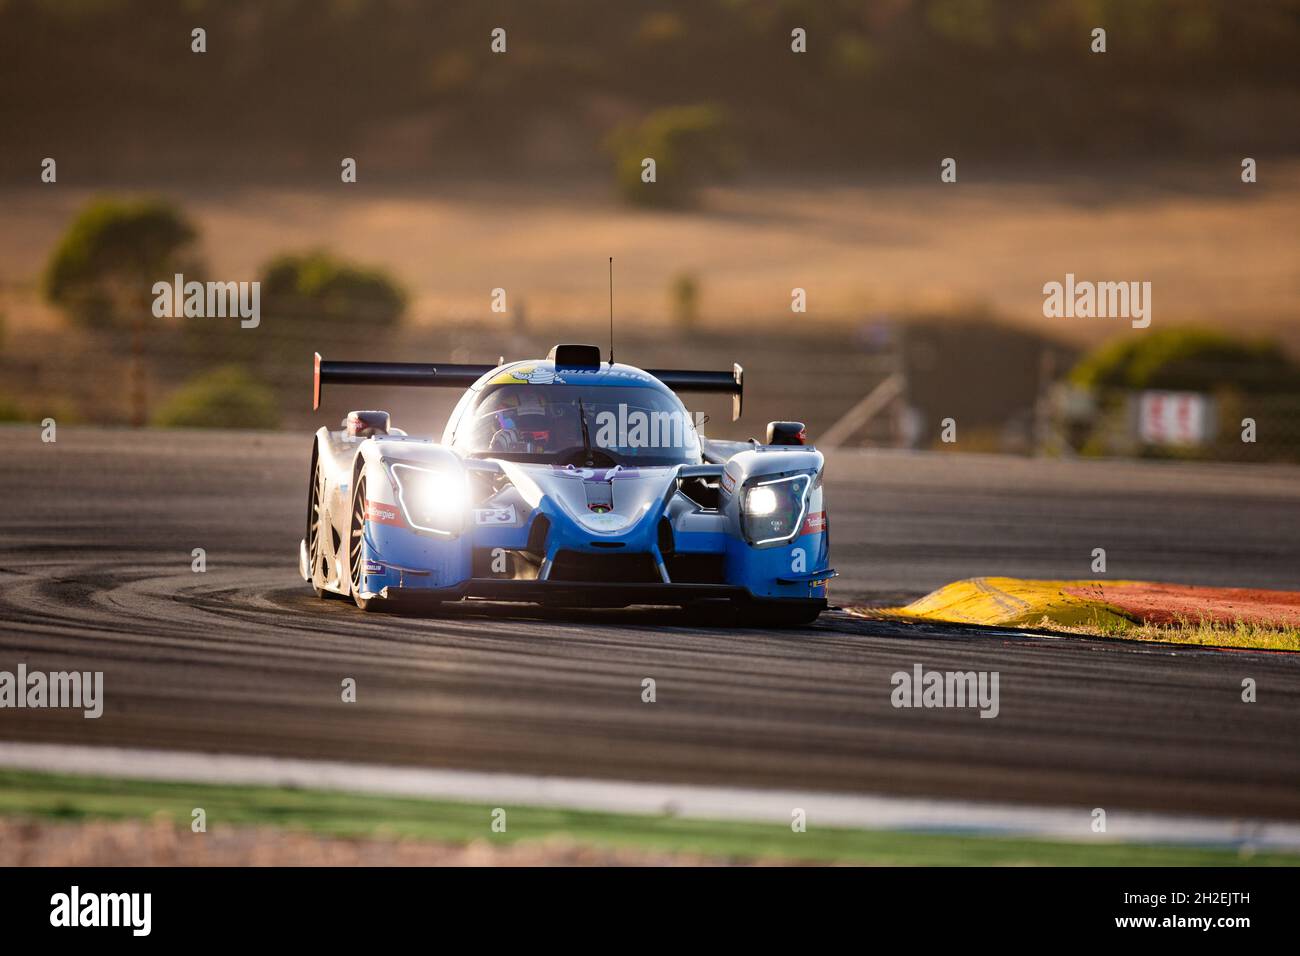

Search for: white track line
xmin=2 ymin=741 xmax=1297 ymax=851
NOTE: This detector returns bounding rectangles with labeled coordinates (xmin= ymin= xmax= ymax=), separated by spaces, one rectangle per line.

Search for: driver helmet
xmin=494 ymin=392 xmax=555 ymax=451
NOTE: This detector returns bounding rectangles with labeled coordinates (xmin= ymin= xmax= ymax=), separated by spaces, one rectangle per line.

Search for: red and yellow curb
xmin=849 ymin=577 xmax=1300 ymax=631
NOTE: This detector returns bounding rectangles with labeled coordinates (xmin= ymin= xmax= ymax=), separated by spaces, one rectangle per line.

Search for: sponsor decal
xmin=504 ymin=365 xmax=561 ymax=385
xmin=489 ymin=364 xmax=563 ymax=386
xmin=594 ymin=367 xmax=655 ymax=383
xmin=800 ymin=511 xmax=827 ymax=535
xmin=364 ymin=560 xmax=385 ymax=574
xmin=720 ymin=471 xmax=736 ymax=494
xmin=364 ymin=500 xmax=406 ymax=527
xmin=474 ymin=505 xmax=517 ymax=525
xmin=489 ymin=365 xmax=656 ymax=386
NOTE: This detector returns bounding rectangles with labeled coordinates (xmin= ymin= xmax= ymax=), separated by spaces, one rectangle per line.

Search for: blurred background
xmin=2 ymin=0 xmax=1298 ymax=459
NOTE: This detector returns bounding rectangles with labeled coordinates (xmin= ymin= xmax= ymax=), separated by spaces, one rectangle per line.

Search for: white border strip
xmin=2 ymin=741 xmax=1298 ymax=851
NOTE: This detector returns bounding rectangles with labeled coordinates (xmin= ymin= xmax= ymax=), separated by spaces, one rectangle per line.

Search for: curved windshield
xmin=456 ymin=384 xmax=701 ymax=466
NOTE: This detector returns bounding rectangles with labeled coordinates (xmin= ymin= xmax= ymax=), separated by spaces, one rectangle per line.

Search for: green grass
xmin=1050 ymin=613 xmax=1300 ymax=652
xmin=1 ymin=769 xmax=1295 ymax=866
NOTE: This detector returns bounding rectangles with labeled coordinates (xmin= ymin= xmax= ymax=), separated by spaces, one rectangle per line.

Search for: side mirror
xmin=346 ymin=410 xmax=391 ymax=438
xmin=766 ymin=421 xmax=806 ymax=446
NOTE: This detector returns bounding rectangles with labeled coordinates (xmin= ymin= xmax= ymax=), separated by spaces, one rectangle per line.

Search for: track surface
xmin=2 ymin=427 xmax=1299 ymax=820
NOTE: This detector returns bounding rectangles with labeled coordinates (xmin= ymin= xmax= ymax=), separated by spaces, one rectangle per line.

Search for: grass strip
xmin=1047 ymin=613 xmax=1300 ymax=652
xmin=0 ymin=768 xmax=1295 ymax=866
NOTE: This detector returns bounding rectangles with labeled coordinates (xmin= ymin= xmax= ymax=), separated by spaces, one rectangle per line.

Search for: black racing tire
xmin=307 ymin=457 xmax=331 ymax=599
xmin=348 ymin=473 xmax=379 ymax=612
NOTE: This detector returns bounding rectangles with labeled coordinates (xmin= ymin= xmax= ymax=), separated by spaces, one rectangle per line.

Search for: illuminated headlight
xmin=742 ymin=473 xmax=812 ymax=546
xmin=390 ymin=463 xmax=467 ymax=536
xmin=747 ymin=485 xmax=778 ymax=516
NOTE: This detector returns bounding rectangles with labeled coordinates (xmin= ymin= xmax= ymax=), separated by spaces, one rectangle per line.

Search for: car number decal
xmin=474 ymin=506 xmax=517 ymax=525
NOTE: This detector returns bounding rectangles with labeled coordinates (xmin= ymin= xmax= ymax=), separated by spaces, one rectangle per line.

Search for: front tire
xmin=348 ymin=473 xmax=379 ymax=612
xmin=307 ymin=458 xmax=330 ymax=599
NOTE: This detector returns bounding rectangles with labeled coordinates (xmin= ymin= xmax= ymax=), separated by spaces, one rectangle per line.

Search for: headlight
xmin=742 ymin=473 xmax=812 ymax=546
xmin=390 ymin=463 xmax=467 ymax=536
xmin=746 ymin=485 xmax=778 ymax=516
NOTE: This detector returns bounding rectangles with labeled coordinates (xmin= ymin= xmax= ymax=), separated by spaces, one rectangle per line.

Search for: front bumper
xmin=375 ymin=578 xmax=827 ymax=611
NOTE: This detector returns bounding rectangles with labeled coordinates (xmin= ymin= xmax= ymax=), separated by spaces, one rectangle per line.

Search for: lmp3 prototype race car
xmin=300 ymin=344 xmax=833 ymax=626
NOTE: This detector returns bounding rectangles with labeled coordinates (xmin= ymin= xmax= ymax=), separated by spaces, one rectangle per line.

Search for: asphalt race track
xmin=2 ymin=427 xmax=1299 ymax=821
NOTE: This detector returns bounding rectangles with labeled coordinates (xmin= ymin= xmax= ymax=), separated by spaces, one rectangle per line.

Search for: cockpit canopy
xmin=453 ymin=382 xmax=702 ymax=466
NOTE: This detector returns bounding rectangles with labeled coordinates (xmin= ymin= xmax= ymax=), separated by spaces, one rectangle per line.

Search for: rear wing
xmin=313 ymin=353 xmax=495 ymax=409
xmin=646 ymin=364 xmax=744 ymax=420
xmin=313 ymin=352 xmax=744 ymax=420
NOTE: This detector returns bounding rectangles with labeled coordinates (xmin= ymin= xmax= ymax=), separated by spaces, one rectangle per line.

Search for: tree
xmin=259 ymin=250 xmax=406 ymax=332
xmin=44 ymin=198 xmax=200 ymax=425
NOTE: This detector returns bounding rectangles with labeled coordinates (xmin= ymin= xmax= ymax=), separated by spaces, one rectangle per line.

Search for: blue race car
xmin=300 ymin=344 xmax=833 ymax=626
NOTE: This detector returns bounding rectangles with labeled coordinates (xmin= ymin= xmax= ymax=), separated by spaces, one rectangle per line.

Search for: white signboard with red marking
xmin=1137 ymin=391 xmax=1212 ymax=447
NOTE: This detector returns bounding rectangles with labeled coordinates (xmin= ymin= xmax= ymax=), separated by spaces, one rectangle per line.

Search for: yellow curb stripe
xmin=861 ymin=577 xmax=1140 ymax=628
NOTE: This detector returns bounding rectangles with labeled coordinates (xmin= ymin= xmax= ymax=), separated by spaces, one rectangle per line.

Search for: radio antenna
xmin=608 ymin=256 xmax=615 ymax=366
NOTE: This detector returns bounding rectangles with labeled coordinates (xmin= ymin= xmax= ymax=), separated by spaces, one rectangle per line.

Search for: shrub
xmin=187 ymin=249 xmax=408 ymax=369
xmin=259 ymin=250 xmax=406 ymax=330
xmin=1067 ymin=328 xmax=1300 ymax=461
xmin=606 ymin=105 xmax=740 ymax=208
xmin=1069 ymin=328 xmax=1299 ymax=394
xmin=152 ymin=366 xmax=279 ymax=430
